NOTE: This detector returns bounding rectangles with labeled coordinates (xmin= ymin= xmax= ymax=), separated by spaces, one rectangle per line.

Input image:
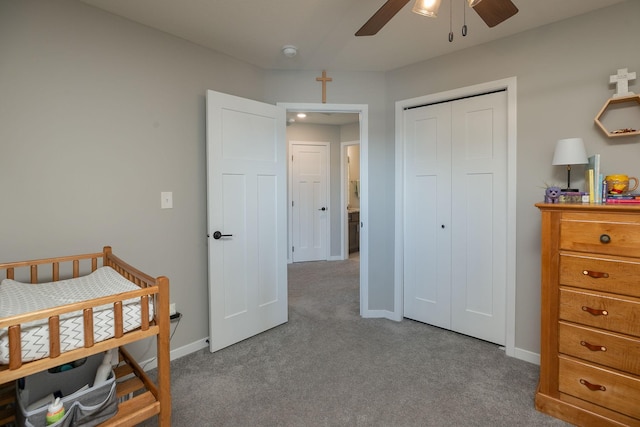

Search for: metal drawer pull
xmin=580 ymin=379 xmax=606 ymax=392
xmin=580 ymin=341 xmax=607 ymax=352
xmin=599 ymin=234 xmax=611 ymax=244
xmin=582 ymin=270 xmax=609 ymax=279
xmin=582 ymin=306 xmax=608 ymax=316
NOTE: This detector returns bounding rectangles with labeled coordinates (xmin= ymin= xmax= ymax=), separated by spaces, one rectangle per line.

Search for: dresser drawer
xmin=559 ymin=253 xmax=640 ymax=298
xmin=559 ymin=355 xmax=640 ymax=419
xmin=559 ymin=322 xmax=640 ymax=375
xmin=560 ymin=287 xmax=640 ymax=337
xmin=560 ymin=212 xmax=640 ymax=257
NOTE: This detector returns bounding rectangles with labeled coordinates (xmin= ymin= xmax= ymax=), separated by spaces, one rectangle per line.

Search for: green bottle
xmin=45 ymin=397 xmax=65 ymax=425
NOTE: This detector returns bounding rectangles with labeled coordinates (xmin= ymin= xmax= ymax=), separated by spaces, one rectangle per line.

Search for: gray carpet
xmin=141 ymin=255 xmax=570 ymax=426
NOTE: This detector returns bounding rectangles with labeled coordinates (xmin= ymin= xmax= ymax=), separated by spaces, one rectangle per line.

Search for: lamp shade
xmin=552 ymin=138 xmax=588 ymax=166
xmin=412 ymin=0 xmax=442 ymax=17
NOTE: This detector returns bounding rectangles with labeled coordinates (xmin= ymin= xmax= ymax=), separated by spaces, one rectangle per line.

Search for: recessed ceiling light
xmin=297 ymin=113 xmax=306 ymax=118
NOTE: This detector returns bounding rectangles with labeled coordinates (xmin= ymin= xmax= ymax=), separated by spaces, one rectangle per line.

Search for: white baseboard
xmin=140 ymin=337 xmax=209 ymax=371
xmin=361 ymin=309 xmax=401 ymax=321
xmin=513 ymin=347 xmax=540 ymax=365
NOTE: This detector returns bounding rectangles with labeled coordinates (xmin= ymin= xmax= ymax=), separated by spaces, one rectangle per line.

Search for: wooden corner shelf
xmin=594 ymin=94 xmax=640 ymax=138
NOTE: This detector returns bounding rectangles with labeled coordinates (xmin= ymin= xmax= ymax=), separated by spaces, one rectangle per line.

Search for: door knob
xmin=212 ymin=231 xmax=233 ymax=239
xmin=318 ymin=207 xmax=327 ymax=211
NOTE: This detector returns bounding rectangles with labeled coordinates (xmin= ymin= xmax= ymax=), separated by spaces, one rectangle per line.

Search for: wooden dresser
xmin=535 ymin=203 xmax=640 ymax=426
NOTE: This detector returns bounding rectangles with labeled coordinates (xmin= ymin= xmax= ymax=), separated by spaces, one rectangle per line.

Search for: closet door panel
xmin=403 ymin=104 xmax=452 ymax=329
xmin=450 ymin=91 xmax=507 ymax=345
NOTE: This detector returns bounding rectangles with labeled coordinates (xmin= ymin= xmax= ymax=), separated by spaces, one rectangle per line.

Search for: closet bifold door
xmin=402 ymin=90 xmax=508 ymax=347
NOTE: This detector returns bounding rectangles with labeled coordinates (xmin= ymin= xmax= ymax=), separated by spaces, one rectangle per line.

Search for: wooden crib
xmin=0 ymin=246 xmax=171 ymax=426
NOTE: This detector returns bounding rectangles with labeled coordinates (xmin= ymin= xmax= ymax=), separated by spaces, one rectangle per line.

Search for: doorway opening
xmin=280 ymin=102 xmax=369 ymax=317
xmin=342 ymin=141 xmax=360 ymax=260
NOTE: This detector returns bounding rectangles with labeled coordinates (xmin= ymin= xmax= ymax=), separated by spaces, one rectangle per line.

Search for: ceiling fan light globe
xmin=412 ymin=0 xmax=441 ymax=18
xmin=468 ymin=0 xmax=483 ymax=7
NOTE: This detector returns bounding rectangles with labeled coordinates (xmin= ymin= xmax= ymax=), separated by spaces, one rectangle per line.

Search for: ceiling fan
xmin=355 ymin=0 xmax=518 ymax=37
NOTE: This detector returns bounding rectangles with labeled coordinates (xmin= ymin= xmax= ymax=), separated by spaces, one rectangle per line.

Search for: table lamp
xmin=552 ymin=137 xmax=588 ymax=192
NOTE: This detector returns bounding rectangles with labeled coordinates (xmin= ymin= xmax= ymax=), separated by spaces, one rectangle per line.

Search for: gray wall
xmin=386 ymin=1 xmax=640 ymax=354
xmin=0 ymin=0 xmax=266 ymax=359
xmin=2 ymin=0 xmax=639 ymax=363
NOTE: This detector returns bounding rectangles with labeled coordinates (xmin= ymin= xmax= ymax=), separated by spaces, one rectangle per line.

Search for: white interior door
xmin=290 ymin=142 xmax=329 ymax=262
xmin=403 ymin=91 xmax=507 ymax=346
xmin=206 ymin=90 xmax=288 ymax=352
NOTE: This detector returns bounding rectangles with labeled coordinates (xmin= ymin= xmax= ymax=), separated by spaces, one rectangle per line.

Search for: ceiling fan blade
xmin=472 ymin=0 xmax=518 ymax=28
xmin=355 ymin=0 xmax=411 ymax=36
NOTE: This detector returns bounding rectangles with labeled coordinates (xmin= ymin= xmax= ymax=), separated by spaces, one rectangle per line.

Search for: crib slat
xmin=49 ymin=316 xmax=61 ymax=358
xmin=6 ymin=268 xmax=14 ymax=280
xmin=114 ymin=301 xmax=124 ymax=338
xmin=53 ymin=262 xmax=59 ymax=282
xmin=141 ymin=296 xmax=149 ymax=331
xmin=83 ymin=308 xmax=94 ymax=347
xmin=8 ymin=325 xmax=22 ymax=370
xmin=30 ymin=265 xmax=37 ymax=284
xmin=73 ymin=260 xmax=80 ymax=278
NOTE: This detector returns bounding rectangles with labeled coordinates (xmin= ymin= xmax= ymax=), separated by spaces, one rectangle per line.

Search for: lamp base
xmin=561 ymin=188 xmax=579 ymax=192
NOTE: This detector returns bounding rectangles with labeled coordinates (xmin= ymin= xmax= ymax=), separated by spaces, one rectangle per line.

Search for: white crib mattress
xmin=0 ymin=266 xmax=154 ymax=364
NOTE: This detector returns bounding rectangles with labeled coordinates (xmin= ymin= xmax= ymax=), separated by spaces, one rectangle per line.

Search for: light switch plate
xmin=161 ymin=192 xmax=173 ymax=209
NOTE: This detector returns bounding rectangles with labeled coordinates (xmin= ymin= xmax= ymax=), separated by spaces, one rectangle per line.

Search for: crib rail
xmin=0 ymin=246 xmax=164 ymax=377
xmin=0 ymin=246 xmax=171 ymax=426
xmin=0 ymin=251 xmax=103 ymax=283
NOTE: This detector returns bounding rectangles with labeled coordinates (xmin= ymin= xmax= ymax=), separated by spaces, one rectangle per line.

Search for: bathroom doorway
xmin=342 ymin=141 xmax=360 ymax=259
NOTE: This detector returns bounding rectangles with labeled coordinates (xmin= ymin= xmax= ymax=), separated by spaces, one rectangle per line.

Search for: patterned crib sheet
xmin=0 ymin=266 xmax=154 ymax=364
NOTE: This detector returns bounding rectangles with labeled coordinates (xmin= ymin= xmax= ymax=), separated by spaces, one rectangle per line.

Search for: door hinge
xmin=292 ymin=246 xmax=294 ymax=252
xmin=292 ymin=200 xmax=294 ymax=207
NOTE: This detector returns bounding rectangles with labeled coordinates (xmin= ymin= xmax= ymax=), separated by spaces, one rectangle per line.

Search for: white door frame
xmin=289 ymin=140 xmax=331 ymax=262
xmin=279 ymin=102 xmax=369 ymax=317
xmin=394 ymin=77 xmax=518 ymax=358
xmin=341 ymin=140 xmax=359 ymax=260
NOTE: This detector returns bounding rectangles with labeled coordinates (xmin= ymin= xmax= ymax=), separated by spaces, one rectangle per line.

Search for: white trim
xmin=394 ymin=77 xmax=518 ymax=358
xmin=361 ymin=309 xmax=396 ymax=319
xmin=341 ymin=140 xmax=360 ymax=260
xmin=513 ymin=347 xmax=540 ymax=365
xmin=288 ymin=140 xmax=331 ymax=262
xmin=279 ymin=103 xmax=370 ymax=318
xmin=139 ymin=337 xmax=209 ymax=371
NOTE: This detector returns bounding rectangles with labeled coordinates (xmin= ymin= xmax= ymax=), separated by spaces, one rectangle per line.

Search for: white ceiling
xmin=80 ymin=0 xmax=626 ymax=72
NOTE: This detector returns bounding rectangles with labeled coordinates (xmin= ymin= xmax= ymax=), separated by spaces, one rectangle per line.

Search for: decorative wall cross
xmin=610 ymin=68 xmax=636 ymax=97
xmin=316 ymin=70 xmax=332 ymax=103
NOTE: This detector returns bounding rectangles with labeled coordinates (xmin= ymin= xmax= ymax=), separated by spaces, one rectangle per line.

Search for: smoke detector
xmin=281 ymin=45 xmax=298 ymax=58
